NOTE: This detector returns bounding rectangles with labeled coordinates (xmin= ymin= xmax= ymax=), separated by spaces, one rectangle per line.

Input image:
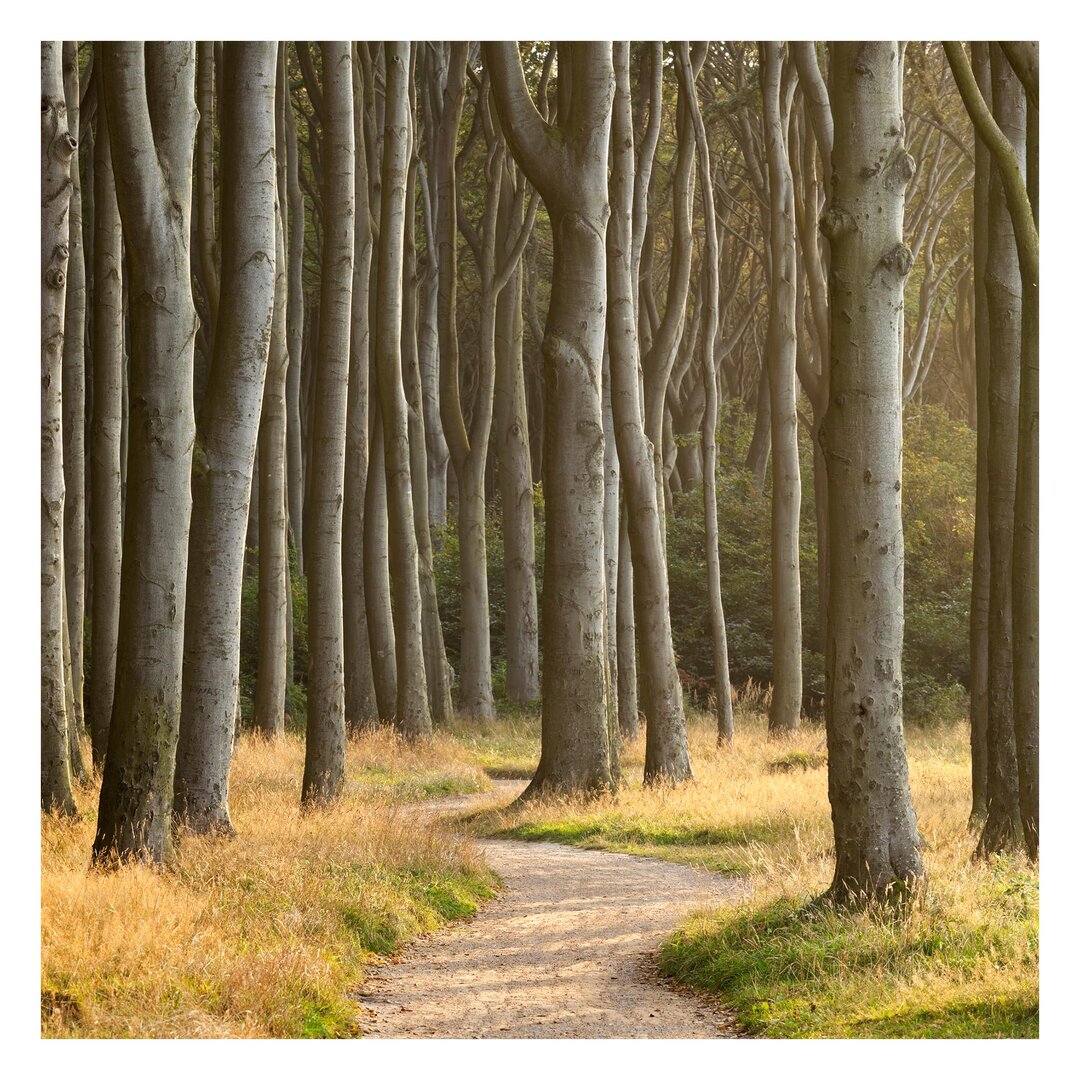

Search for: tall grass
xmin=41 ymin=732 xmax=496 ymax=1038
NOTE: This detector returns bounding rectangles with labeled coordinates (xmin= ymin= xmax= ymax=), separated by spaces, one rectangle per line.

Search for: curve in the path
xmin=360 ymin=783 xmax=743 ymax=1039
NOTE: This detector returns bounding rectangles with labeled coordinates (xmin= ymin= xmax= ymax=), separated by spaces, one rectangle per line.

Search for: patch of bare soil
xmin=361 ymin=783 xmax=743 ymax=1039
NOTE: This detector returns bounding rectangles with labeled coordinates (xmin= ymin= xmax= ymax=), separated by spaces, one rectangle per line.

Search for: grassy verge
xmin=41 ymin=732 xmax=496 ymax=1038
xmin=466 ymin=706 xmax=1038 ymax=1038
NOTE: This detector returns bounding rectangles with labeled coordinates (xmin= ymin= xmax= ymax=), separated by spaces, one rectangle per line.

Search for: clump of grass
xmin=466 ymin=706 xmax=1038 ymax=1038
xmin=41 ymin=733 xmax=496 ymax=1038
xmin=444 ymin=712 xmax=541 ymax=779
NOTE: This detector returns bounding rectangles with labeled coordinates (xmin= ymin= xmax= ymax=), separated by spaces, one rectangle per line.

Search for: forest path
xmin=360 ymin=780 xmax=743 ymax=1038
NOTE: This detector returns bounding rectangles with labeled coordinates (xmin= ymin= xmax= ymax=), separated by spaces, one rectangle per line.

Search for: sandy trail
xmin=360 ymin=781 xmax=743 ymax=1038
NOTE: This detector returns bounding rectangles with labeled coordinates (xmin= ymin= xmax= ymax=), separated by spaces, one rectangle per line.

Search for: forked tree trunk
xmin=302 ymin=42 xmax=354 ymax=802
xmin=820 ymin=41 xmax=924 ymax=903
xmin=760 ymin=42 xmax=802 ymax=735
xmin=375 ymin=41 xmax=431 ymax=738
xmin=61 ymin=42 xmax=87 ymax=744
xmin=93 ymin=42 xmax=199 ymax=863
xmin=174 ymin=42 xmax=278 ymax=834
xmin=487 ymin=41 xmax=616 ymax=795
xmin=42 ymin=56 xmax=75 ymax=821
xmin=88 ymin=50 xmax=124 ymax=768
xmin=610 ymin=41 xmax=691 ymax=781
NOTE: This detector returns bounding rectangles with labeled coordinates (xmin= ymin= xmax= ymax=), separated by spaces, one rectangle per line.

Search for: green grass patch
xmin=659 ymin=883 xmax=1038 ymax=1038
xmin=766 ymin=750 xmax=827 ymax=774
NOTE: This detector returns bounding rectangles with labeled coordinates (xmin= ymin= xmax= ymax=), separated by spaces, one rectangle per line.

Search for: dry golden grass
xmin=41 ymin=732 xmax=496 ymax=1038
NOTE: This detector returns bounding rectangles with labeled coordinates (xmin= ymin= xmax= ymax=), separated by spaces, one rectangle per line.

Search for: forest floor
xmin=361 ymin=781 xmax=743 ymax=1038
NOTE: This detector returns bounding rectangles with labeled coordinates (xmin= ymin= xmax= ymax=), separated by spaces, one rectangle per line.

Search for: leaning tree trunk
xmin=342 ymin=48 xmax=379 ymax=732
xmin=61 ymin=41 xmax=87 ymax=746
xmin=88 ymin=51 xmax=125 ymax=769
xmin=42 ymin=45 xmax=76 ymax=815
xmin=302 ymin=42 xmax=355 ymax=802
xmin=760 ymin=42 xmax=803 ymax=735
xmin=487 ymin=41 xmax=616 ymax=795
xmin=820 ymin=40 xmax=924 ymax=904
xmin=609 ymin=41 xmax=691 ymax=781
xmin=173 ymin=42 xmax=278 ymax=834
xmin=376 ymin=42 xmax=431 ymax=738
xmin=93 ymin=42 xmax=198 ymax=864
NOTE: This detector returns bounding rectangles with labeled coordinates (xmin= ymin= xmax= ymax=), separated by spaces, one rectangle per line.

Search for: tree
xmin=93 ymin=42 xmax=199 ymax=864
xmin=609 ymin=41 xmax=691 ymax=781
xmin=302 ymin=41 xmax=354 ymax=802
xmin=486 ymin=41 xmax=616 ymax=795
xmin=759 ymin=42 xmax=802 ymax=735
xmin=41 ymin=40 xmax=77 ymax=816
xmin=820 ymin=41 xmax=924 ymax=903
xmin=88 ymin=43 xmax=125 ymax=769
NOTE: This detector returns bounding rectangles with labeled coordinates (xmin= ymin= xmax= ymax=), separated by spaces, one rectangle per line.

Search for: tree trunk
xmin=41 ymin=40 xmax=74 ymax=812
xmin=375 ymin=42 xmax=431 ymax=739
xmin=88 ymin=49 xmax=124 ymax=769
xmin=976 ymin=47 xmax=1025 ymax=856
xmin=254 ymin=63 xmax=291 ymax=740
xmin=174 ymin=42 xmax=278 ymax=834
xmin=487 ymin=41 xmax=616 ymax=795
xmin=61 ymin=41 xmax=87 ymax=745
xmin=616 ymin=507 xmax=639 ymax=739
xmin=610 ymin=41 xmax=691 ymax=781
xmin=342 ymin=47 xmax=379 ymax=732
xmin=602 ymin=343 xmax=621 ymax=755
xmin=761 ymin=43 xmax=802 ymax=735
xmin=745 ymin=365 xmax=771 ymax=488
xmin=93 ymin=42 xmax=198 ymax=864
xmin=821 ymin=40 xmax=924 ymax=903
xmin=302 ymin=42 xmax=354 ymax=802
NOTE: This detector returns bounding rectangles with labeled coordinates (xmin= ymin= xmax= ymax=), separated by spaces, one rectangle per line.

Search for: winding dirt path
xmin=360 ymin=782 xmax=743 ymax=1038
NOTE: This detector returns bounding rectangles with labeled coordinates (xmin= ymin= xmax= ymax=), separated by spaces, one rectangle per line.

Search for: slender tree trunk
xmin=302 ymin=42 xmax=354 ymax=802
xmin=376 ymin=42 xmax=431 ymax=738
xmin=968 ymin=43 xmax=992 ymax=824
xmin=284 ymin=80 xmax=306 ymax=575
xmin=343 ymin=48 xmax=379 ymax=732
xmin=602 ymin=344 xmax=621 ymax=751
xmin=976 ymin=47 xmax=1025 ymax=856
xmin=88 ymin=53 xmax=124 ymax=769
xmin=254 ymin=69 xmax=291 ymax=740
xmin=174 ymin=42 xmax=278 ymax=834
xmin=610 ymin=42 xmax=691 ymax=780
xmin=196 ymin=41 xmax=220 ymax=345
xmin=41 ymin=49 xmax=75 ymax=817
xmin=61 ymin=42 xmax=87 ymax=744
xmin=761 ymin=43 xmax=803 ymax=735
xmin=745 ymin=365 xmax=771 ymax=488
xmin=616 ymin=507 xmax=639 ymax=739
xmin=93 ymin=42 xmax=199 ymax=864
xmin=487 ymin=41 xmax=616 ymax=795
xmin=494 ymin=180 xmax=540 ymax=702
xmin=364 ymin=403 xmax=398 ymax=719
xmin=821 ymin=40 xmax=924 ymax=903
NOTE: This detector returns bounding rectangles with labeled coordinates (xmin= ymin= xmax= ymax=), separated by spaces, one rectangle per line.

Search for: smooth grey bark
xmin=301 ymin=42 xmax=354 ymax=802
xmin=62 ymin=42 xmax=87 ymax=744
xmin=486 ymin=41 xmax=616 ymax=795
xmin=616 ymin=508 xmax=639 ymax=739
xmin=88 ymin=53 xmax=124 ymax=769
xmin=41 ymin=40 xmax=76 ymax=815
xmin=254 ymin=63 xmax=291 ymax=740
xmin=494 ymin=181 xmax=540 ymax=703
xmin=680 ymin=42 xmax=735 ymax=747
xmin=820 ymin=41 xmax=924 ymax=903
xmin=376 ymin=42 xmax=431 ymax=738
xmin=284 ymin=78 xmax=306 ymax=575
xmin=195 ymin=42 xmax=220 ymax=345
xmin=93 ymin=42 xmax=198 ymax=864
xmin=602 ymin=343 xmax=622 ymax=767
xmin=174 ymin=42 xmax=278 ymax=834
xmin=403 ymin=142 xmax=453 ymax=728
xmin=342 ymin=47 xmax=379 ymax=732
xmin=610 ymin=42 xmax=691 ymax=781
xmin=968 ymin=43 xmax=991 ymax=822
xmin=760 ymin=42 xmax=803 ymax=735
xmin=364 ymin=404 xmax=398 ymax=719
xmin=745 ymin=365 xmax=771 ymax=489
